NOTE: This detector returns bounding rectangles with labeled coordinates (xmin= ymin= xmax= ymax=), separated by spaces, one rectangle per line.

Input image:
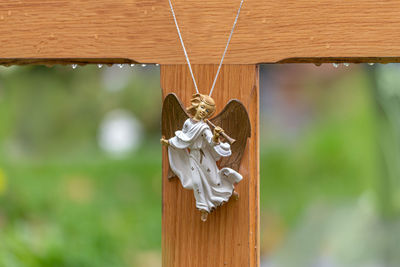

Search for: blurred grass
xmin=0 ymin=144 xmax=161 ymax=267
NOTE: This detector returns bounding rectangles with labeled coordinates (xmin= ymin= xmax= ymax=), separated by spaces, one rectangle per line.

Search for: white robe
xmin=168 ymin=118 xmax=242 ymax=212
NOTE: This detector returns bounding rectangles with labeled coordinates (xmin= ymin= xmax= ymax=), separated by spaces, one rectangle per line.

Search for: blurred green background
xmin=0 ymin=63 xmax=399 ymax=267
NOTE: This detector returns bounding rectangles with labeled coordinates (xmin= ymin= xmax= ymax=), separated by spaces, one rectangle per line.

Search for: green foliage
xmin=0 ymin=65 xmax=162 ymax=266
xmin=0 ymin=146 xmax=161 ymax=267
xmin=260 ymin=68 xmax=377 ymax=225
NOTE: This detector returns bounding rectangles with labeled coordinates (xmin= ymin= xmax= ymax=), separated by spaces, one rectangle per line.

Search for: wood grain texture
xmin=1 ymin=0 xmax=400 ymax=64
xmin=161 ymin=65 xmax=259 ymax=267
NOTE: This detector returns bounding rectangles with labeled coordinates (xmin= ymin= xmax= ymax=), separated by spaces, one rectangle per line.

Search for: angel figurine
xmin=161 ymin=93 xmax=250 ymax=221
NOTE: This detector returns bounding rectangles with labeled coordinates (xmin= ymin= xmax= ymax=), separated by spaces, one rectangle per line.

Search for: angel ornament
xmin=161 ymin=93 xmax=250 ymax=222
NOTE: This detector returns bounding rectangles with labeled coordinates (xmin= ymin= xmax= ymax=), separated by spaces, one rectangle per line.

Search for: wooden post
xmin=161 ymin=64 xmax=259 ymax=267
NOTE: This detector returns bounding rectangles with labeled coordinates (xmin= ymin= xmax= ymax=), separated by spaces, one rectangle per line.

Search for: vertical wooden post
xmin=161 ymin=64 xmax=259 ymax=267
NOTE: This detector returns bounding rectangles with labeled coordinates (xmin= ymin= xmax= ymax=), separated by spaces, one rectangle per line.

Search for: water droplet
xmin=155 ymin=63 xmax=160 ymax=66
xmin=118 ymin=64 xmax=124 ymax=68
xmin=98 ymin=64 xmax=103 ymax=68
xmin=71 ymin=64 xmax=77 ymax=69
xmin=368 ymin=63 xmax=375 ymax=66
xmin=141 ymin=64 xmax=147 ymax=67
xmin=344 ymin=63 xmax=350 ymax=67
xmin=130 ymin=64 xmax=135 ymax=67
xmin=332 ymin=63 xmax=338 ymax=68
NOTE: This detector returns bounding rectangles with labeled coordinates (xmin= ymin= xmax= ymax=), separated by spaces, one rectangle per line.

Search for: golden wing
xmin=161 ymin=93 xmax=189 ymax=179
xmin=210 ymin=100 xmax=251 ymax=171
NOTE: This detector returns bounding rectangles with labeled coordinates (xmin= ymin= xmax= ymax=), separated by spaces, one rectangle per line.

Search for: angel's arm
xmin=160 ymin=137 xmax=169 ymax=146
xmin=203 ymin=129 xmax=232 ymax=161
xmin=167 ymin=121 xmax=193 ymax=150
xmin=161 ymin=93 xmax=190 ymax=148
xmin=203 ymin=126 xmax=224 ymax=144
xmin=203 ymin=128 xmax=218 ymax=146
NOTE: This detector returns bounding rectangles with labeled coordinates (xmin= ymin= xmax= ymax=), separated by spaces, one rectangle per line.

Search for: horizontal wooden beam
xmin=0 ymin=1 xmax=400 ymax=64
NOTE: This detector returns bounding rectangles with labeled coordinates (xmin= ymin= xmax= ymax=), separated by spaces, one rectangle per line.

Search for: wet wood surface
xmin=0 ymin=1 xmax=400 ymax=64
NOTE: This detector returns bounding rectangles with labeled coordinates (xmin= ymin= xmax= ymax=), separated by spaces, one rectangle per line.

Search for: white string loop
xmin=168 ymin=0 xmax=199 ymax=93
xmin=168 ymin=0 xmax=244 ymax=96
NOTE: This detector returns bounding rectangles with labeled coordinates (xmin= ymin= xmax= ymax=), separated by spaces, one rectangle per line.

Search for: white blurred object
xmin=101 ymin=64 xmax=132 ymax=92
xmin=376 ymin=63 xmax=400 ymax=97
xmin=98 ymin=110 xmax=143 ymax=157
xmin=0 ymin=65 xmax=18 ymax=74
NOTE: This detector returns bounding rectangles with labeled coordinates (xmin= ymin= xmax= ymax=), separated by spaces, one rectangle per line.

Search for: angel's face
xmin=195 ymin=101 xmax=213 ymax=120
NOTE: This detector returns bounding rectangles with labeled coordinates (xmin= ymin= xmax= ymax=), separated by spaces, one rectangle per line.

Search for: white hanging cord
xmin=209 ymin=0 xmax=244 ymax=97
xmin=168 ymin=0 xmax=199 ymax=94
xmin=168 ymin=0 xmax=244 ymax=96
